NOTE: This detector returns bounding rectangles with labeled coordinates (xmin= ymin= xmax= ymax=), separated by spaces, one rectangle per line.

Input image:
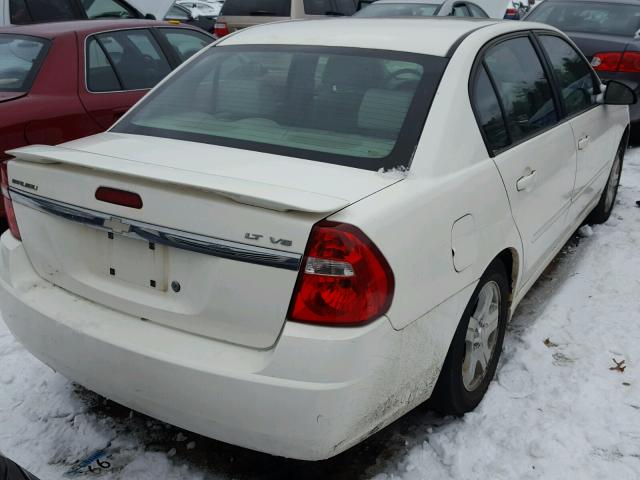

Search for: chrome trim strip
xmin=10 ymin=188 xmax=302 ymax=271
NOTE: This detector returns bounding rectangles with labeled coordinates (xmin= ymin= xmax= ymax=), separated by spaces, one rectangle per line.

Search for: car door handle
xmin=516 ymin=170 xmax=537 ymax=192
xmin=578 ymin=135 xmax=590 ymax=150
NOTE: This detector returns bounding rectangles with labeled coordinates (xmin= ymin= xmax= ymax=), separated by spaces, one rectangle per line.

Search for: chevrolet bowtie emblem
xmin=103 ymin=217 xmax=131 ymax=234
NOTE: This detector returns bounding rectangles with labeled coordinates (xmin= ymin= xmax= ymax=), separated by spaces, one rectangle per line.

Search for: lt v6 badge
xmin=245 ymin=233 xmax=293 ymax=248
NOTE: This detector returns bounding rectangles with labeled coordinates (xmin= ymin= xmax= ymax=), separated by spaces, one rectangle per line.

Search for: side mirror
xmin=144 ymin=13 xmax=156 ymax=20
xmin=602 ymin=80 xmax=637 ymax=105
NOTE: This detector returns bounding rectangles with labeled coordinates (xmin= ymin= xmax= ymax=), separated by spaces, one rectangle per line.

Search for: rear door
xmin=536 ymin=33 xmax=614 ymax=218
xmin=79 ymin=28 xmax=172 ymax=129
xmin=472 ymin=34 xmax=577 ymax=282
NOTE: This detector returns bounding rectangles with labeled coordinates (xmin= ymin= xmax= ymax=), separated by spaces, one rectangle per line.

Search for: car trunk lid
xmin=6 ymin=133 xmax=402 ymax=349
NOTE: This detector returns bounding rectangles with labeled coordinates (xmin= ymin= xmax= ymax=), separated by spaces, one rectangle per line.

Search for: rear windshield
xmin=0 ymin=34 xmax=49 ymax=92
xmin=220 ymin=0 xmax=291 ymax=16
xmin=355 ymin=3 xmax=440 ymax=17
xmin=112 ymin=45 xmax=448 ymax=170
xmin=526 ymin=1 xmax=640 ymax=37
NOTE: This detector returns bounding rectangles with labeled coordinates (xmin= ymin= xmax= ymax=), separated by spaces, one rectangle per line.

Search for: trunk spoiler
xmin=6 ymin=145 xmax=350 ymax=214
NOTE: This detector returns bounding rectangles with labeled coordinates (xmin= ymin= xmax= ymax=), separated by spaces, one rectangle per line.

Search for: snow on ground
xmin=1 ymin=149 xmax=640 ymax=479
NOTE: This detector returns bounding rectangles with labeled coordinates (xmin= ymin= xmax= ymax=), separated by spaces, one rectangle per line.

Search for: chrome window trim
xmin=10 ymin=188 xmax=302 ymax=271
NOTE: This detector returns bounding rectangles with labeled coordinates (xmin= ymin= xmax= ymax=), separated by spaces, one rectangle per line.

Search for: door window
xmin=539 ymin=35 xmax=597 ymax=117
xmin=166 ymin=5 xmax=191 ymax=20
xmin=81 ymin=0 xmax=136 ymax=19
xmin=472 ymin=66 xmax=510 ymax=151
xmin=159 ymin=29 xmax=214 ymax=63
xmin=483 ymin=36 xmax=558 ymax=143
xmin=87 ymin=30 xmax=172 ymax=91
xmin=10 ymin=0 xmax=77 ymax=24
xmin=86 ymin=38 xmax=120 ymax=92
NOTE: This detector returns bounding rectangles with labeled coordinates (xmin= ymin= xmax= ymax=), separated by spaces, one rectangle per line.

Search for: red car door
xmin=77 ymin=28 xmax=172 ymax=130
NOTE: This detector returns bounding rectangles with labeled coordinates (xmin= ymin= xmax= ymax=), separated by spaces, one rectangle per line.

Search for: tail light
xmin=288 ymin=221 xmax=394 ymax=326
xmin=213 ymin=22 xmax=229 ymax=38
xmin=619 ymin=51 xmax=640 ymax=73
xmin=591 ymin=51 xmax=640 ymax=73
xmin=591 ymin=52 xmax=622 ymax=71
xmin=505 ymin=7 xmax=517 ymax=15
xmin=0 ymin=161 xmax=21 ymax=240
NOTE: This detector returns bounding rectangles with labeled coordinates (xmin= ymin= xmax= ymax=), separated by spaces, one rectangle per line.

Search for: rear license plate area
xmin=103 ymin=232 xmax=167 ymax=291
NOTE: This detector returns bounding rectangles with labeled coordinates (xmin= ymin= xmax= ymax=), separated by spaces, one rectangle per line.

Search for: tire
xmin=586 ymin=140 xmax=625 ymax=225
xmin=432 ymin=259 xmax=509 ymax=415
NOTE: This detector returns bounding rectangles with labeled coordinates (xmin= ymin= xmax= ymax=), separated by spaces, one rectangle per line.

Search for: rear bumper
xmin=0 ymin=231 xmax=465 ymax=460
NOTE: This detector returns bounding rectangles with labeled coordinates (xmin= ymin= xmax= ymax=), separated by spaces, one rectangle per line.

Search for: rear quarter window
xmin=0 ymin=34 xmax=49 ymax=91
xmin=220 ymin=0 xmax=291 ymax=16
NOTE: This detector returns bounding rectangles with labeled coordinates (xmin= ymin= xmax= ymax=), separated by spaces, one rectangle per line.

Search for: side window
xmin=472 ymin=66 xmax=510 ymax=151
xmin=159 ymin=29 xmax=214 ymax=63
xmin=9 ymin=0 xmax=32 ymax=24
xmin=304 ymin=0 xmax=355 ymax=14
xmin=92 ymin=30 xmax=172 ymax=90
xmin=452 ymin=4 xmax=469 ymax=16
xmin=539 ymin=35 xmax=597 ymax=117
xmin=14 ymin=0 xmax=77 ymax=23
xmin=335 ymin=0 xmax=357 ymax=15
xmin=467 ymin=3 xmax=487 ymax=17
xmin=304 ymin=0 xmax=331 ymax=14
xmin=86 ymin=38 xmax=121 ymax=92
xmin=165 ymin=5 xmax=191 ymax=20
xmin=484 ymin=37 xmax=558 ymax=143
xmin=81 ymin=0 xmax=136 ymax=19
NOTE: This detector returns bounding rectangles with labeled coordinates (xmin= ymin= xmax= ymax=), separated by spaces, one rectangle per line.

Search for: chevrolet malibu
xmin=0 ymin=18 xmax=634 ymax=460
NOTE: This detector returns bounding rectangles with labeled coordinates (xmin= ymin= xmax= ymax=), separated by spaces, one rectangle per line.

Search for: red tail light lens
xmin=505 ymin=7 xmax=517 ymax=14
xmin=213 ymin=22 xmax=229 ymax=38
xmin=288 ymin=221 xmax=394 ymax=326
xmin=591 ymin=52 xmax=622 ymax=71
xmin=95 ymin=187 xmax=143 ymax=209
xmin=0 ymin=161 xmax=21 ymax=240
xmin=619 ymin=51 xmax=640 ymax=73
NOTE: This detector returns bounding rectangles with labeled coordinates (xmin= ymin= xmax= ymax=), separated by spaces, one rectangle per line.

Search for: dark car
xmin=1 ymin=0 xmax=175 ymax=25
xmin=165 ymin=3 xmax=216 ymax=34
xmin=0 ymin=19 xmax=214 ymax=164
xmin=525 ymin=0 xmax=640 ymax=127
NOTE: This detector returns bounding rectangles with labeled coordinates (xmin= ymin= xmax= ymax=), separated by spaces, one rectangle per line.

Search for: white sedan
xmin=0 ymin=18 xmax=634 ymax=460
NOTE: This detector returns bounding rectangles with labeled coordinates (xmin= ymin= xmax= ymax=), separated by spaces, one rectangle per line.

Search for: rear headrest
xmin=358 ymin=89 xmax=413 ymax=134
xmin=321 ymin=56 xmax=385 ymax=90
xmin=216 ymin=79 xmax=277 ymax=118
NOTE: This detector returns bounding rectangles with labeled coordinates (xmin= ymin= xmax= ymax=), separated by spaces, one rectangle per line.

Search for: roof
xmin=219 ymin=18 xmax=499 ymax=57
xmin=0 ymin=19 xmax=173 ymax=39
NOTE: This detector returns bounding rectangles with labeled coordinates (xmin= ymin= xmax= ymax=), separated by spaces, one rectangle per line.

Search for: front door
xmin=537 ymin=34 xmax=616 ymax=219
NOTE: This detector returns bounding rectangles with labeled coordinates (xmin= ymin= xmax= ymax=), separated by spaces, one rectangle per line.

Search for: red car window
xmin=0 ymin=34 xmax=50 ymax=92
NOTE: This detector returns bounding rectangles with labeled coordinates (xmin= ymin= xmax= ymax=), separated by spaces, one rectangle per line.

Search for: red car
xmin=0 ymin=19 xmax=214 ymax=164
